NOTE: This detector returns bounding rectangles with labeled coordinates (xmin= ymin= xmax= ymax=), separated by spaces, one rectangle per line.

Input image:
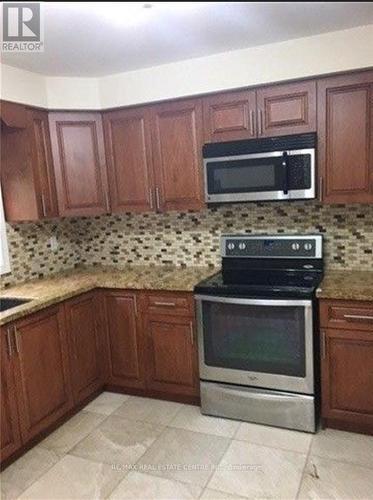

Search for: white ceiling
xmin=2 ymin=2 xmax=373 ymax=77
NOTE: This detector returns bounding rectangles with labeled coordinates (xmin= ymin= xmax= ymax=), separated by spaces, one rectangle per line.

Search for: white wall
xmin=1 ymin=24 xmax=372 ymax=110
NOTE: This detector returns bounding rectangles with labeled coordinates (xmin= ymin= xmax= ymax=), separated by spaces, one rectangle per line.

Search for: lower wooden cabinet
xmin=1 ymin=326 xmax=22 ymax=462
xmin=320 ymin=300 xmax=373 ymax=434
xmin=103 ymin=290 xmax=146 ymax=389
xmin=65 ymin=292 xmax=104 ymax=405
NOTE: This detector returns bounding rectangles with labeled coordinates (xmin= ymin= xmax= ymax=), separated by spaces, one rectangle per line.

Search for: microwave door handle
xmin=282 ymin=152 xmax=289 ymax=195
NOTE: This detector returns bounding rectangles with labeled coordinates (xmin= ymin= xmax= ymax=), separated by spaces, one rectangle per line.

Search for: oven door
xmin=204 ymin=149 xmax=315 ymax=203
xmin=196 ymin=295 xmax=314 ymax=394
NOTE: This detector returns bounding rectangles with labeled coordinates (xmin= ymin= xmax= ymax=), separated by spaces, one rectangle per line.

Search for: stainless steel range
xmin=194 ymin=234 xmax=323 ymax=433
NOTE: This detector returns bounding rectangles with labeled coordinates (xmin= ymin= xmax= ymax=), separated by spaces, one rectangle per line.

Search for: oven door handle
xmin=195 ymin=295 xmax=312 ymax=307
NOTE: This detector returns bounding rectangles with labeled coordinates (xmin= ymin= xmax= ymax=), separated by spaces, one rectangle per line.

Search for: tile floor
xmin=1 ymin=392 xmax=373 ymax=500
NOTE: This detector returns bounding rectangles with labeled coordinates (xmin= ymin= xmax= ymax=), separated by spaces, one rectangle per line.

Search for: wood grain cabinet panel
xmin=12 ymin=306 xmax=73 ymax=443
xmin=103 ymin=107 xmax=154 ymax=213
xmin=151 ymin=98 xmax=204 ymax=211
xmin=65 ymin=293 xmax=104 ymax=405
xmin=1 ymin=326 xmax=22 ymax=462
xmin=256 ymin=80 xmax=316 ymax=137
xmin=318 ymin=71 xmax=373 ymax=204
xmin=49 ymin=112 xmax=110 ymax=216
xmin=103 ymin=291 xmax=145 ymax=389
xmin=203 ymin=90 xmax=256 ymax=142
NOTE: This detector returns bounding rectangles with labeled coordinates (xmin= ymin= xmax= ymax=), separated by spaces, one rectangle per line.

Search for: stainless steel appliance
xmin=203 ymin=133 xmax=316 ymax=203
xmin=194 ymin=234 xmax=323 ymax=432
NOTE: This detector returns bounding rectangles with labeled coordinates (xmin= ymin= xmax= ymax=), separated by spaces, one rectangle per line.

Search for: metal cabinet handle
xmin=318 ymin=177 xmax=323 ymax=203
xmin=14 ymin=326 xmax=20 ymax=355
xmin=189 ymin=322 xmax=194 ymax=345
xmin=153 ymin=301 xmax=176 ymax=307
xmin=105 ymin=191 xmax=110 ymax=213
xmin=155 ymin=187 xmax=161 ymax=212
xmin=258 ymin=109 xmax=263 ymax=135
xmin=6 ymin=328 xmax=13 ymax=358
xmin=344 ymin=314 xmax=373 ymax=322
xmin=321 ymin=331 xmax=327 ymax=360
xmin=41 ymin=193 xmax=47 ymax=217
xmin=149 ymin=188 xmax=154 ymax=210
xmin=134 ymin=295 xmax=138 ymax=316
xmin=249 ymin=110 xmax=255 ymax=136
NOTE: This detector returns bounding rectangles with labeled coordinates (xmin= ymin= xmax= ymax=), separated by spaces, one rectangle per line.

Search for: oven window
xmin=202 ymin=301 xmax=306 ymax=377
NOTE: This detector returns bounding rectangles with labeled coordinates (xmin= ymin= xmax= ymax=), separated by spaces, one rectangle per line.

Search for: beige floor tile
xmin=208 ymin=439 xmax=306 ymax=499
xmin=109 ymin=471 xmax=203 ymax=499
xmin=0 ymin=447 xmax=59 ymax=500
xmin=137 ymin=427 xmax=230 ymax=487
xmin=38 ymin=410 xmax=106 ymax=457
xmin=201 ymin=488 xmax=248 ymax=499
xmin=70 ymin=414 xmax=164 ymax=466
xmin=170 ymin=405 xmax=240 ymax=438
xmin=298 ymin=455 xmax=373 ymax=499
xmin=235 ymin=421 xmax=312 ymax=453
xmin=83 ymin=391 xmax=130 ymax=416
xmin=311 ymin=429 xmax=373 ymax=468
xmin=17 ymin=454 xmax=125 ymax=500
xmin=113 ymin=396 xmax=183 ymax=425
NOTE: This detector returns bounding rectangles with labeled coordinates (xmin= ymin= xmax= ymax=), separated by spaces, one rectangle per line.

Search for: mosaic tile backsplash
xmin=2 ymin=201 xmax=373 ymax=288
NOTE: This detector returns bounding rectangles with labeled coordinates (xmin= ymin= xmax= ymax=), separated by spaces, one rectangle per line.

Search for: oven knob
xmin=304 ymin=243 xmax=312 ymax=251
xmin=227 ymin=242 xmax=235 ymax=251
xmin=291 ymin=242 xmax=300 ymax=251
xmin=238 ymin=242 xmax=246 ymax=250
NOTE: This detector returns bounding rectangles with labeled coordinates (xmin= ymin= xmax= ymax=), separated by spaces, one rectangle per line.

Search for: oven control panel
xmin=222 ymin=235 xmax=322 ymax=258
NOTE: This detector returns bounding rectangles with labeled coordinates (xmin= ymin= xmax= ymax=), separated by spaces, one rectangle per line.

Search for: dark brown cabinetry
xmin=49 ymin=112 xmax=110 ymax=217
xmin=151 ymin=98 xmax=204 ymax=211
xmin=103 ymin=107 xmax=154 ymax=213
xmin=103 ymin=291 xmax=145 ymax=389
xmin=320 ymin=300 xmax=373 ymax=434
xmin=203 ymin=81 xmax=316 ymax=143
xmin=1 ymin=106 xmax=58 ymax=221
xmin=1 ymin=327 xmax=22 ymax=462
xmin=65 ymin=292 xmax=104 ymax=404
xmin=318 ymin=71 xmax=373 ymax=204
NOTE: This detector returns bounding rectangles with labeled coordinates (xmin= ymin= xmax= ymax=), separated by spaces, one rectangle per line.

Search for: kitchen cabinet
xmin=65 ymin=292 xmax=104 ymax=405
xmin=49 ymin=112 xmax=110 ymax=217
xmin=12 ymin=306 xmax=74 ymax=443
xmin=320 ymin=299 xmax=373 ymax=434
xmin=151 ymin=98 xmax=204 ymax=211
xmin=1 ymin=107 xmax=58 ymax=221
xmin=317 ymin=70 xmax=373 ymax=204
xmin=143 ymin=292 xmax=199 ymax=398
xmin=203 ymin=81 xmax=316 ymax=143
xmin=103 ymin=107 xmax=154 ymax=213
xmin=1 ymin=326 xmax=22 ymax=462
xmin=103 ymin=291 xmax=146 ymax=389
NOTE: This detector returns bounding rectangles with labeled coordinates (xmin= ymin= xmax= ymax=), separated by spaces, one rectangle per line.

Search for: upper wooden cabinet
xmin=151 ymin=98 xmax=204 ymax=211
xmin=103 ymin=107 xmax=154 ymax=213
xmin=256 ymin=80 xmax=316 ymax=137
xmin=49 ymin=112 xmax=110 ymax=217
xmin=203 ymin=90 xmax=256 ymax=143
xmin=318 ymin=71 xmax=373 ymax=204
xmin=203 ymin=81 xmax=316 ymax=143
xmin=1 ymin=107 xmax=58 ymax=221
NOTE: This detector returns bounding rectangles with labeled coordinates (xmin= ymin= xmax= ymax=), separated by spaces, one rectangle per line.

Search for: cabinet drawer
xmin=320 ymin=300 xmax=373 ymax=331
xmin=144 ymin=293 xmax=193 ymax=316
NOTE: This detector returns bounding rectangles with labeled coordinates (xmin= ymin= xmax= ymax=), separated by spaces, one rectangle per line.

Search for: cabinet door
xmin=49 ymin=112 xmax=110 ymax=216
xmin=12 ymin=306 xmax=73 ymax=443
xmin=28 ymin=109 xmax=59 ymax=218
xmin=256 ymin=80 xmax=316 ymax=137
xmin=151 ymin=98 xmax=204 ymax=211
xmin=1 ymin=326 xmax=22 ymax=463
xmin=103 ymin=107 xmax=154 ymax=213
xmin=65 ymin=293 xmax=104 ymax=405
xmin=145 ymin=314 xmax=199 ymax=397
xmin=321 ymin=328 xmax=373 ymax=433
xmin=203 ymin=90 xmax=256 ymax=143
xmin=103 ymin=291 xmax=145 ymax=389
xmin=318 ymin=71 xmax=373 ymax=204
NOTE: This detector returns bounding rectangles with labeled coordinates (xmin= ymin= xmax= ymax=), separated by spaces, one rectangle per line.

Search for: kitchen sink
xmin=0 ymin=297 xmax=31 ymax=312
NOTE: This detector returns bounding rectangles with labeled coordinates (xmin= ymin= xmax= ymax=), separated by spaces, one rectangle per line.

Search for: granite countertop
xmin=0 ymin=265 xmax=218 ymax=326
xmin=316 ymin=270 xmax=373 ymax=302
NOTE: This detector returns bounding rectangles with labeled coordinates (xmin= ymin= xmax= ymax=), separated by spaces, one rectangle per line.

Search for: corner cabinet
xmin=49 ymin=112 xmax=110 ymax=217
xmin=318 ymin=71 xmax=373 ymax=204
xmin=151 ymin=98 xmax=204 ymax=211
xmin=320 ymin=299 xmax=373 ymax=434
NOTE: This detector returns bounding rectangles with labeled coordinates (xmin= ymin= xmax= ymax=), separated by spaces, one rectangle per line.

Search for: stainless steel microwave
xmin=203 ymin=133 xmax=316 ymax=203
